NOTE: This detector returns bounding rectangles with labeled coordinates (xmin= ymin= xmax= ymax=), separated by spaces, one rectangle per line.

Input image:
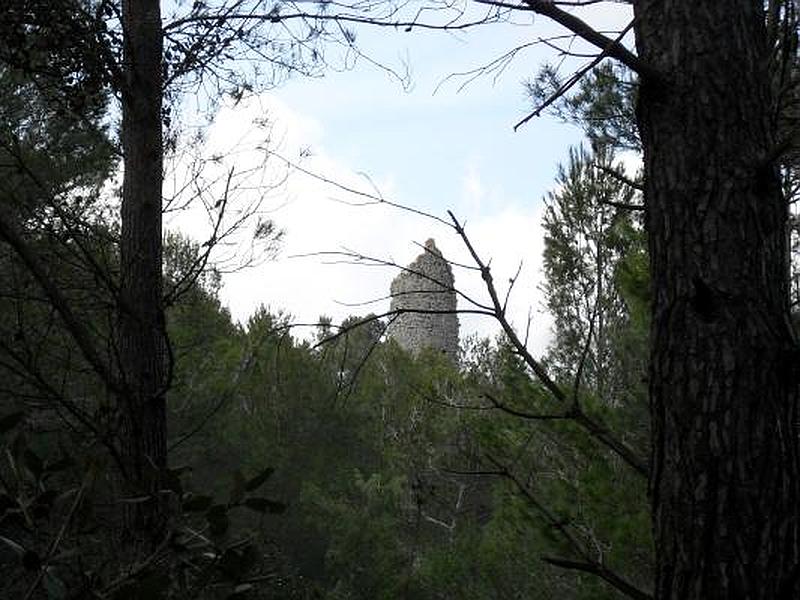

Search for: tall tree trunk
xmin=633 ymin=2 xmax=800 ymax=598
xmin=119 ymin=0 xmax=167 ymax=540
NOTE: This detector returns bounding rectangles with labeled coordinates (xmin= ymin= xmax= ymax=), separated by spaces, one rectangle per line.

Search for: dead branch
xmin=0 ymin=209 xmax=122 ymax=396
xmin=447 ymin=209 xmax=649 ymax=477
xmin=513 ymin=19 xmax=635 ymax=130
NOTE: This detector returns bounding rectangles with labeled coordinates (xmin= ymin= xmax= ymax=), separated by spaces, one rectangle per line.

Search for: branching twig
xmin=294 ymin=249 xmax=493 ymax=313
xmin=500 ymin=1 xmax=657 ymax=79
xmin=594 ymin=162 xmax=644 ymax=193
xmin=542 ymin=556 xmax=652 ymax=600
xmin=264 ymin=149 xmax=452 ymax=228
xmin=513 ymin=19 xmax=637 ymax=130
xmin=447 ymin=209 xmax=648 ymax=477
xmin=0 ymin=209 xmax=122 ymax=396
xmin=484 ymin=392 xmax=571 ymax=420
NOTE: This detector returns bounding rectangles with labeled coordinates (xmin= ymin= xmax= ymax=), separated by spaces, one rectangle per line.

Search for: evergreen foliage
xmin=2 ymin=1 xmax=795 ymax=598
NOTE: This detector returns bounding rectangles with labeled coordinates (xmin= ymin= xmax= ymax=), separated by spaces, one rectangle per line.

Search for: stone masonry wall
xmin=387 ymin=238 xmax=459 ymax=362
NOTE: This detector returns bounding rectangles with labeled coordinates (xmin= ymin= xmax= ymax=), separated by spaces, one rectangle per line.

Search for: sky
xmin=166 ymin=3 xmax=634 ymax=357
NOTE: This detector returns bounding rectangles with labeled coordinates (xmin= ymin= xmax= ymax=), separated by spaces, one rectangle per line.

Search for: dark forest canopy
xmin=0 ymin=1 xmax=799 ymax=599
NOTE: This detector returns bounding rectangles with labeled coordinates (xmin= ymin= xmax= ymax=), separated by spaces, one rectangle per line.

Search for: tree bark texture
xmin=633 ymin=2 xmax=800 ymax=598
xmin=119 ymin=0 xmax=167 ymax=539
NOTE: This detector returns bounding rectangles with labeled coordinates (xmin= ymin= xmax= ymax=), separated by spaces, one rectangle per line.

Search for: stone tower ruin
xmin=387 ymin=238 xmax=459 ymax=362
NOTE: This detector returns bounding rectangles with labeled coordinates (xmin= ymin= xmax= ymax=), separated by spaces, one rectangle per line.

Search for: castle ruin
xmin=387 ymin=238 xmax=459 ymax=362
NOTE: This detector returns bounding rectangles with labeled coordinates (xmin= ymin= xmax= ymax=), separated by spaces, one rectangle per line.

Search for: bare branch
xmin=313 ymin=306 xmax=494 ymax=348
xmin=599 ymin=197 xmax=644 ymax=211
xmin=265 ymin=149 xmax=453 ymax=228
xmin=484 ymin=392 xmax=571 ymax=420
xmin=514 ymin=19 xmax=636 ymax=130
xmin=294 ymin=248 xmax=493 ymax=312
xmin=447 ymin=209 xmax=649 ymax=477
xmin=0 ymin=210 xmax=122 ymax=396
xmin=482 ymin=0 xmax=659 ymax=80
xmin=502 ymin=260 xmax=524 ymax=315
xmin=593 ymin=162 xmax=644 ymax=193
xmin=164 ymin=10 xmax=498 ymax=35
xmin=542 ymin=556 xmax=653 ymax=600
xmin=423 ymin=392 xmax=498 ymax=411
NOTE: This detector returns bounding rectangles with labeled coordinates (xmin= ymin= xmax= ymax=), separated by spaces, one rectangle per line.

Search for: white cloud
xmin=617 ymin=150 xmax=643 ymax=178
xmin=444 ymin=204 xmax=553 ymax=356
xmin=462 ymin=161 xmax=484 ymax=214
xmin=171 ymin=94 xmax=553 ymax=356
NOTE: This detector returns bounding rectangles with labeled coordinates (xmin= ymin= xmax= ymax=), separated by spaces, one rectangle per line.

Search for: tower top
xmin=387 ymin=239 xmax=459 ymax=362
xmin=424 ymin=238 xmax=440 ymax=254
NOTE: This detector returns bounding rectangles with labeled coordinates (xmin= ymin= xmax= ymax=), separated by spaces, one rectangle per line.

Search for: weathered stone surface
xmin=387 ymin=238 xmax=459 ymax=362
